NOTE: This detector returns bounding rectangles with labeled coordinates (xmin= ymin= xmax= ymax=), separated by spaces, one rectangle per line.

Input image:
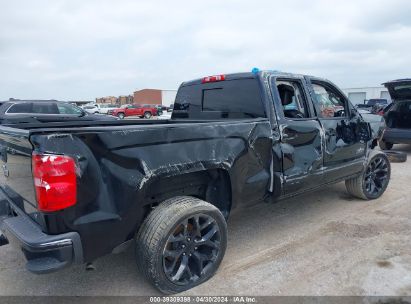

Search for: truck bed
xmin=0 ymin=117 xmax=273 ymax=262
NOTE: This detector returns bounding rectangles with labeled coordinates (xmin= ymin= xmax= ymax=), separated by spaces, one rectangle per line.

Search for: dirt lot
xmin=0 ymin=146 xmax=410 ymax=296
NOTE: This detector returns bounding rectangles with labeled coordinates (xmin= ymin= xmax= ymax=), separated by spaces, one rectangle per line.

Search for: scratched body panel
xmin=18 ymin=119 xmax=272 ymax=261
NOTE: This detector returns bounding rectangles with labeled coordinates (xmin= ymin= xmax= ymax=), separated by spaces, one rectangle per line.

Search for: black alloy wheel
xmin=162 ymin=214 xmax=221 ymax=286
xmin=363 ymin=154 xmax=390 ymax=198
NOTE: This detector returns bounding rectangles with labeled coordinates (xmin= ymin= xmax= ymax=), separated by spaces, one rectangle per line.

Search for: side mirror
xmin=357 ymin=121 xmax=372 ymax=142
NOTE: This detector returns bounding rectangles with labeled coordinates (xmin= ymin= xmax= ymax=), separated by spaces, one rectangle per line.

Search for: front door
xmin=306 ymin=77 xmax=367 ymax=181
xmin=271 ymin=76 xmax=324 ymax=195
xmin=126 ymin=105 xmax=141 ymax=116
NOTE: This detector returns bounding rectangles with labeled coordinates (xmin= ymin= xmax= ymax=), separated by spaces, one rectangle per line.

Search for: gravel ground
xmin=0 ymin=146 xmax=410 ymax=296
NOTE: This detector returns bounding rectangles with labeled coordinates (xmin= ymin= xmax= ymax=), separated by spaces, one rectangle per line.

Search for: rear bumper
xmin=0 ymin=190 xmax=83 ymax=274
xmin=383 ymin=128 xmax=411 ymax=144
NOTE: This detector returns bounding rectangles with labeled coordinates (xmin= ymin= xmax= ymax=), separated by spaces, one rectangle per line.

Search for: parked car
xmin=98 ymin=104 xmax=118 ymax=114
xmin=0 ymin=71 xmax=388 ymax=294
xmin=356 ymin=98 xmax=389 ymax=113
xmin=108 ymin=104 xmax=158 ymax=119
xmin=167 ymin=103 xmax=174 ymax=112
xmin=375 ymin=103 xmax=394 ymax=116
xmin=0 ymin=100 xmax=117 ymax=124
xmin=82 ymin=104 xmax=101 ymax=114
xmin=379 ymin=79 xmax=411 ymax=150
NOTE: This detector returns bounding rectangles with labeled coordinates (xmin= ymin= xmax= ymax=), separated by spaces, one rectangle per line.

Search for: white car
xmin=82 ymin=104 xmax=118 ymax=114
xmin=82 ymin=104 xmax=101 ymax=114
xmin=98 ymin=104 xmax=118 ymax=114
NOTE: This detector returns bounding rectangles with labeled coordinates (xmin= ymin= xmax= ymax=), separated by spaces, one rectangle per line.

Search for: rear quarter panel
xmin=29 ymin=119 xmax=273 ymax=261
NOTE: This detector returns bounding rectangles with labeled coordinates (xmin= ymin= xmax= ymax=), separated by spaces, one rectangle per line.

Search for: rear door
xmin=306 ymin=77 xmax=368 ymax=181
xmin=270 ymin=75 xmax=324 ymax=194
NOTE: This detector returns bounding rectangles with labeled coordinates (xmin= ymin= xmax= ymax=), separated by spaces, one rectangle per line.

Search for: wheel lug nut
xmin=182 ymin=245 xmax=186 ymax=248
xmin=187 ymin=238 xmax=191 ymax=241
xmin=194 ymin=247 xmax=198 ymax=250
xmin=183 ymin=252 xmax=186 ymax=255
xmin=189 ymin=253 xmax=192 ymax=257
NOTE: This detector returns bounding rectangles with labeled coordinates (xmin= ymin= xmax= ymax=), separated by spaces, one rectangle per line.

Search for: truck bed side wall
xmin=28 ymin=120 xmax=273 ymax=261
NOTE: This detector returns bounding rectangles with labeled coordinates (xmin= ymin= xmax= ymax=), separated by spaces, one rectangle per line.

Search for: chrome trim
xmin=37 ymin=239 xmax=73 ymax=248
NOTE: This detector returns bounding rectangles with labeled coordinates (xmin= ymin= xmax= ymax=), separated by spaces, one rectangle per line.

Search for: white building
xmin=342 ymin=86 xmax=391 ymax=105
xmin=161 ymin=90 xmax=177 ymax=107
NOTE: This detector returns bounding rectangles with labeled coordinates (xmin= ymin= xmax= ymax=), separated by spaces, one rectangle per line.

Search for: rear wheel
xmin=117 ymin=113 xmax=125 ymax=119
xmin=345 ymin=152 xmax=390 ymax=200
xmin=135 ymin=196 xmax=227 ymax=294
xmin=144 ymin=111 xmax=152 ymax=119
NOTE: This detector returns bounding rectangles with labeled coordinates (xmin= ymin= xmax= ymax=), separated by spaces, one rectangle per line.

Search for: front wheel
xmin=135 ymin=196 xmax=227 ymax=294
xmin=345 ymin=152 xmax=391 ymax=200
xmin=117 ymin=113 xmax=125 ymax=119
xmin=144 ymin=111 xmax=152 ymax=119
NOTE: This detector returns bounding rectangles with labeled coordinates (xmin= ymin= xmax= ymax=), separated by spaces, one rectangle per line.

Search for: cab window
xmin=312 ymin=83 xmax=346 ymax=118
xmin=32 ymin=103 xmax=59 ymax=114
xmin=7 ymin=103 xmax=32 ymax=113
xmin=276 ymin=80 xmax=309 ymax=119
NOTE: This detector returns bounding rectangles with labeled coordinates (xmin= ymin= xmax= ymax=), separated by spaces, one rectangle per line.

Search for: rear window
xmin=32 ymin=103 xmax=59 ymax=114
xmin=173 ymin=78 xmax=265 ymax=119
xmin=393 ymin=84 xmax=411 ymax=98
xmin=7 ymin=103 xmax=32 ymax=113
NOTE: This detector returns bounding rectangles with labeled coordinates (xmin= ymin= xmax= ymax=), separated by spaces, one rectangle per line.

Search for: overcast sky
xmin=1 ymin=0 xmax=410 ymax=100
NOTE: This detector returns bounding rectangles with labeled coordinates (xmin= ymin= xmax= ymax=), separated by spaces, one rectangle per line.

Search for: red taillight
xmin=201 ymin=75 xmax=226 ymax=83
xmin=377 ymin=111 xmax=384 ymax=116
xmin=32 ymin=153 xmax=77 ymax=212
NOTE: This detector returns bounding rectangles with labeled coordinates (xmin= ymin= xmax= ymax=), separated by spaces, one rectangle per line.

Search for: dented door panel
xmin=280 ymin=120 xmax=324 ymax=194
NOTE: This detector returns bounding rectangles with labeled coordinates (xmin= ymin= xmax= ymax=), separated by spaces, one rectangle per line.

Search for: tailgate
xmin=0 ymin=126 xmax=36 ymax=211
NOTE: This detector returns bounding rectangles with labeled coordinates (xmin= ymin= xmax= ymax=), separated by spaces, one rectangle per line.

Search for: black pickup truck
xmin=0 ymin=71 xmax=391 ymax=294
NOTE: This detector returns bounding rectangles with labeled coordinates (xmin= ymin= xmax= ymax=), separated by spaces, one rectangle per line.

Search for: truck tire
xmin=383 ymin=151 xmax=407 ymax=163
xmin=345 ymin=152 xmax=390 ymax=200
xmin=117 ymin=113 xmax=125 ymax=119
xmin=379 ymin=140 xmax=393 ymax=150
xmin=135 ymin=196 xmax=227 ymax=294
xmin=144 ymin=111 xmax=152 ymax=119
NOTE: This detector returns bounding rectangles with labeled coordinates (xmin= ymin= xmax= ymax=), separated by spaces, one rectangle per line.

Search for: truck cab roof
xmin=180 ymin=70 xmax=316 ymax=87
